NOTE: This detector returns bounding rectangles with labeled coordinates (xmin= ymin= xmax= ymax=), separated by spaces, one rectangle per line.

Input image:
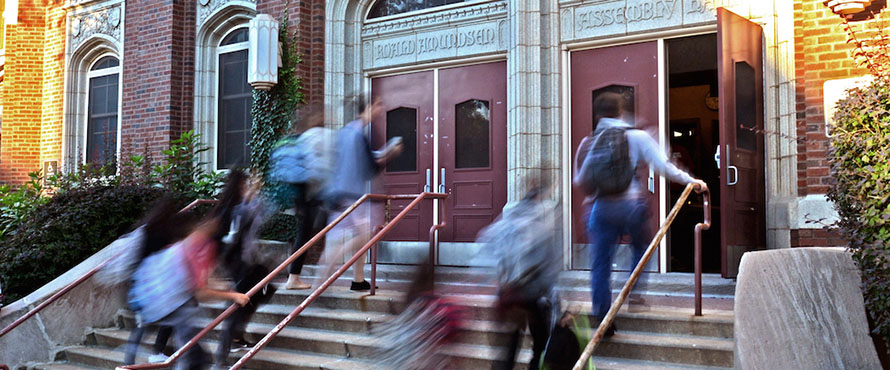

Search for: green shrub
xmin=0 ymin=185 xmax=166 ymax=302
xmin=0 ymin=172 xmax=49 ymax=239
xmin=828 ymin=78 xmax=890 ymax=351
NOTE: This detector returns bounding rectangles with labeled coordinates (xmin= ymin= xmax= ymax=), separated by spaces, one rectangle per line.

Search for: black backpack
xmin=579 ymin=126 xmax=634 ymax=195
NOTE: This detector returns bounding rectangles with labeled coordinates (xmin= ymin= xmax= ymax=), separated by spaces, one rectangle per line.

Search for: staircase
xmin=32 ymin=265 xmax=736 ymax=370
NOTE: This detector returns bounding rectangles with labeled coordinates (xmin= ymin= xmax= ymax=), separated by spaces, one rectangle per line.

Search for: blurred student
xmin=574 ymin=92 xmax=706 ymax=335
xmin=321 ymin=96 xmax=402 ymax=291
xmin=128 ymin=185 xmax=250 ymax=369
xmin=210 ymin=169 xmax=278 ymax=362
xmin=267 ymin=104 xmax=335 ymax=290
xmin=480 ymin=182 xmax=562 ymax=370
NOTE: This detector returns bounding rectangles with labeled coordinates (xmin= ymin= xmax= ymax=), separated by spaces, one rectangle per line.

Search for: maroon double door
xmin=570 ymin=8 xmax=765 ymax=277
xmin=370 ymin=62 xmax=508 ymax=260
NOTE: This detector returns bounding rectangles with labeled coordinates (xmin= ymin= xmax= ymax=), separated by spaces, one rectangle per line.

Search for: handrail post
xmin=371 ymin=223 xmax=384 ymax=296
xmin=573 ymin=184 xmax=695 ymax=370
xmin=694 ymin=189 xmax=711 ymax=316
xmin=428 ymin=193 xmax=448 ymax=284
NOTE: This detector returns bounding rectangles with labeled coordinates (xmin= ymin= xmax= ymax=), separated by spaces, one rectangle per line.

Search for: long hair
xmin=207 ymin=168 xmax=248 ymax=241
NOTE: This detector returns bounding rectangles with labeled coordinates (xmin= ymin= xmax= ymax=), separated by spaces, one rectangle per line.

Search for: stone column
xmin=506 ymin=0 xmax=562 ymax=201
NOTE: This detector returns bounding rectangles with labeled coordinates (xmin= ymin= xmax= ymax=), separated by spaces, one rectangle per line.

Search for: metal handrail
xmin=694 ymin=189 xmax=712 ymax=316
xmin=0 ymin=199 xmax=216 ymax=339
xmin=116 ymin=192 xmax=447 ymax=370
xmin=229 ymin=192 xmax=448 ymax=369
xmin=573 ymin=183 xmax=703 ymax=370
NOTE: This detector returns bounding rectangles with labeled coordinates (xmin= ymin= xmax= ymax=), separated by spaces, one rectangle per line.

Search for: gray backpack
xmin=579 ymin=127 xmax=635 ymax=195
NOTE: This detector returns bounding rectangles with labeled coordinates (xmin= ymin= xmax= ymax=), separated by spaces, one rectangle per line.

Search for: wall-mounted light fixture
xmin=248 ymin=14 xmax=279 ymax=90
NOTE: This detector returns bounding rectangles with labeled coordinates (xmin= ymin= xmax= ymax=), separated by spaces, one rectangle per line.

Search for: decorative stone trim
xmin=198 ymin=0 xmax=257 ymax=31
xmin=68 ymin=2 xmax=123 ymax=50
xmin=361 ymin=1 xmax=506 ymax=38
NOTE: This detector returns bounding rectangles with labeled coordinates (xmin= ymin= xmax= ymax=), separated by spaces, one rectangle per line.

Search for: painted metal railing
xmin=116 ymin=191 xmax=448 ymax=370
xmin=573 ymin=183 xmax=711 ymax=370
xmin=0 ymin=199 xmax=217 ymax=340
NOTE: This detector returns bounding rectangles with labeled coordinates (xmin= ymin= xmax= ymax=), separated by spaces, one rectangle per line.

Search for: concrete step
xmin=30 ymin=363 xmax=101 ymax=370
xmin=196 ymin=299 xmax=733 ymax=341
xmin=60 ymin=342 xmax=377 ymax=370
xmin=100 ymin=310 xmax=732 ymax=369
xmin=73 ymin=327 xmax=730 ymax=370
xmin=273 ymin=262 xmax=737 ymax=297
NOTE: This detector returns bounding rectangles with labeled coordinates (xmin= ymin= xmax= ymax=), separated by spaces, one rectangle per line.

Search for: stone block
xmin=734 ymin=248 xmax=881 ymax=370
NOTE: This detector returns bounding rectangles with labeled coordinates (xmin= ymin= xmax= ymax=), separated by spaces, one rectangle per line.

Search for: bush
xmin=0 ymin=185 xmax=166 ymax=302
xmin=0 ymin=172 xmax=49 ymax=239
xmin=828 ymin=78 xmax=890 ymax=352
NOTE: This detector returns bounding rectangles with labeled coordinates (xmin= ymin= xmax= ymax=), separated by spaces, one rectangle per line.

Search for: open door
xmin=718 ymin=8 xmax=766 ymax=278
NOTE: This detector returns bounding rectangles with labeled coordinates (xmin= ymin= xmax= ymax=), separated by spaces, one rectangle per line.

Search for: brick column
xmin=257 ymin=0 xmax=325 ymax=105
xmin=0 ymin=0 xmax=48 ymax=183
xmin=121 ymin=0 xmax=195 ymax=157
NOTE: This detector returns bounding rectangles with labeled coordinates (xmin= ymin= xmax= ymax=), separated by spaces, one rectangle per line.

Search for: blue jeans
xmin=587 ymin=197 xmax=650 ymax=319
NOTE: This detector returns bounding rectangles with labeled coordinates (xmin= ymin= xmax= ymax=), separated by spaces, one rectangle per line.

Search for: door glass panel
xmin=386 ymin=107 xmax=417 ymax=172
xmin=455 ymin=99 xmax=490 ymax=169
xmin=735 ymin=61 xmax=756 ymax=151
xmin=592 ymin=85 xmax=635 ymax=130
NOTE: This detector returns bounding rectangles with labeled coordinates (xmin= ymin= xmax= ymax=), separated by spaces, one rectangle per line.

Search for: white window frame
xmin=83 ymin=53 xmax=122 ymax=165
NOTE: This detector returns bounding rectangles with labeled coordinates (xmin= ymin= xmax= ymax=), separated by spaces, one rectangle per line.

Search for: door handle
xmin=714 ymin=145 xmax=721 ymax=170
xmin=424 ymin=169 xmax=431 ymax=192
xmin=439 ymin=168 xmax=446 ymax=193
xmin=648 ymin=168 xmax=655 ymax=193
xmin=726 ymin=144 xmax=738 ymax=186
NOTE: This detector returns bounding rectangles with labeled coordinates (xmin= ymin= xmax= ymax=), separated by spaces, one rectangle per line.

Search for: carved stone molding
xmin=198 ymin=0 xmax=257 ymax=29
xmin=362 ymin=1 xmax=507 ymax=38
xmin=69 ymin=4 xmax=123 ymax=49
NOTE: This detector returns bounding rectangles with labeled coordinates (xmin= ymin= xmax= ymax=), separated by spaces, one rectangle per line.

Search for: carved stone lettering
xmin=576 ymin=0 xmax=679 ymax=30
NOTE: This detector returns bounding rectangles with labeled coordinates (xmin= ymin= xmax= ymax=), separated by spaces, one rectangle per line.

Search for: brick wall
xmin=0 ymin=0 xmax=49 ymax=183
xmin=257 ymin=0 xmax=325 ymax=105
xmin=792 ymin=0 xmax=880 ymax=247
xmin=793 ymin=0 xmax=879 ymax=196
xmin=121 ymin=0 xmax=195 ymax=158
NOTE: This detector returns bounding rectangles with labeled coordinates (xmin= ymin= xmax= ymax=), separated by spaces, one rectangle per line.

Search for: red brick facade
xmin=0 ymin=0 xmax=324 ymax=183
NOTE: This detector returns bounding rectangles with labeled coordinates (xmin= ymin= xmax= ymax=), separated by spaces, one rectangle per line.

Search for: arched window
xmin=367 ymin=0 xmax=470 ymax=19
xmin=86 ymin=55 xmax=121 ymax=165
xmin=216 ymin=27 xmax=251 ymax=169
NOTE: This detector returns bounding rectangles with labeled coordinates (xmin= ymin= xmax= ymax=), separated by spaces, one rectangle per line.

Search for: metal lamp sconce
xmin=248 ymin=14 xmax=281 ymax=90
xmin=823 ymin=0 xmax=886 ymax=21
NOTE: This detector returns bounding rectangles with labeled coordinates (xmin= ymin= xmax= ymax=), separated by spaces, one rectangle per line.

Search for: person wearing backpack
xmin=267 ymin=104 xmax=335 ymax=290
xmin=573 ymin=92 xmax=706 ymax=336
xmin=479 ymin=182 xmax=562 ymax=370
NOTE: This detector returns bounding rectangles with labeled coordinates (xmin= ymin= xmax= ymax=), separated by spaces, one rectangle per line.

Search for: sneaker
xmin=350 ymin=280 xmax=371 ymax=291
xmin=147 ymin=353 xmax=169 ymax=363
xmin=230 ymin=338 xmax=255 ymax=352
